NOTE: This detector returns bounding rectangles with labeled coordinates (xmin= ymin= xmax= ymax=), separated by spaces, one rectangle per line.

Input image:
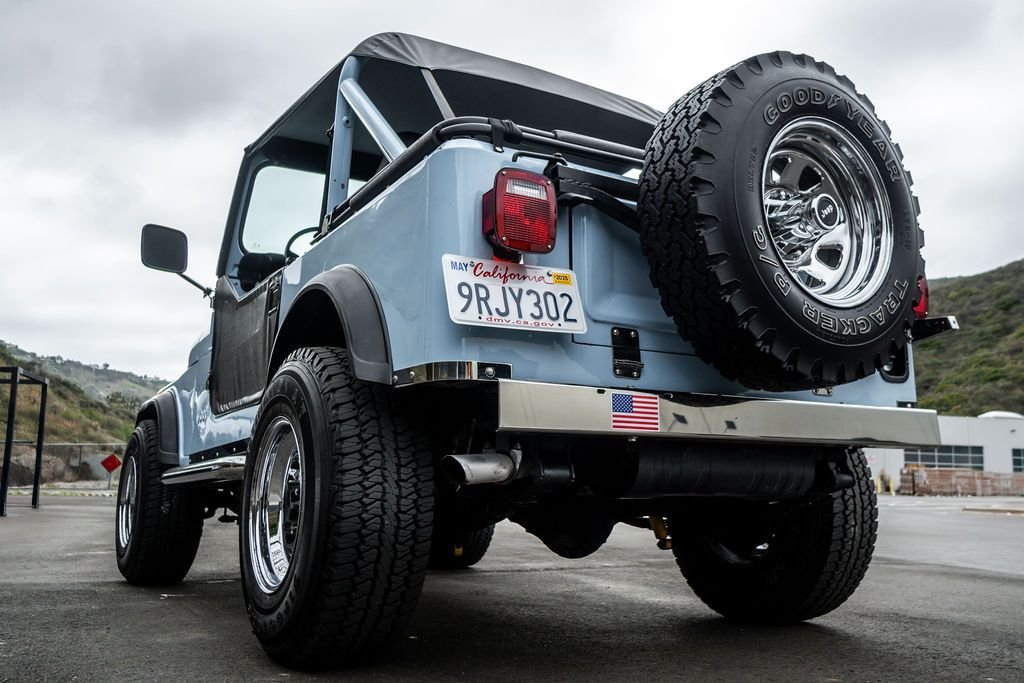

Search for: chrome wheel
xmin=247 ymin=416 xmax=304 ymax=594
xmin=762 ymin=116 xmax=893 ymax=308
xmin=116 ymin=455 xmax=138 ymax=547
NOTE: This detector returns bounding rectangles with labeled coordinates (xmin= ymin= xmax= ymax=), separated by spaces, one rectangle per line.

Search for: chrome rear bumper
xmin=497 ymin=380 xmax=941 ymax=448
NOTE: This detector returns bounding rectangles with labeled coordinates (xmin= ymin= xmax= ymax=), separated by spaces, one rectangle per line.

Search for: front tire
xmin=671 ymin=448 xmax=877 ymax=623
xmin=115 ymin=420 xmax=204 ymax=585
xmin=240 ymin=347 xmax=433 ymax=669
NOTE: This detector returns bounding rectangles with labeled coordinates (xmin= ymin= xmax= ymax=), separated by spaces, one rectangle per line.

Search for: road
xmin=1 ymin=495 xmax=1022 ymax=681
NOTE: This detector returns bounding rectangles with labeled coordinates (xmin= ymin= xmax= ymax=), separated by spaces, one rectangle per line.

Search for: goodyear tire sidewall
xmin=724 ymin=73 xmax=921 ymax=350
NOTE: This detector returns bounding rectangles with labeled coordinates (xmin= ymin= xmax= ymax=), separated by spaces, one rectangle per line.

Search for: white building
xmin=868 ymin=411 xmax=1024 ymax=478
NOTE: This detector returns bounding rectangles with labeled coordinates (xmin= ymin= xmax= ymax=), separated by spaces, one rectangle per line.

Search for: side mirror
xmin=141 ymin=224 xmax=188 ymax=274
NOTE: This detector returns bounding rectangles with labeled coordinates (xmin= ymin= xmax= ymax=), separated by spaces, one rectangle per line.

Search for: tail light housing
xmin=482 ymin=168 xmax=557 ymax=255
xmin=913 ymin=275 xmax=929 ymax=318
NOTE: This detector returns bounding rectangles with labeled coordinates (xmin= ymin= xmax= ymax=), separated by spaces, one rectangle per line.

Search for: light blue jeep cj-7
xmin=117 ymin=33 xmax=957 ymax=668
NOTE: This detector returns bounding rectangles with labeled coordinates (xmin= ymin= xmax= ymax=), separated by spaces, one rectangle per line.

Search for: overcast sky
xmin=1 ymin=0 xmax=1022 ymax=381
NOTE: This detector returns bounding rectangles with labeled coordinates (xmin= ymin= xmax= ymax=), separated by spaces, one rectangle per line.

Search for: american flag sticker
xmin=610 ymin=392 xmax=660 ymax=431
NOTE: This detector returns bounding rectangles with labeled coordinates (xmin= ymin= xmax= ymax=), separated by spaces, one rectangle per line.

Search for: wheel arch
xmin=135 ymin=391 xmax=180 ymax=466
xmin=268 ymin=265 xmax=392 ymax=385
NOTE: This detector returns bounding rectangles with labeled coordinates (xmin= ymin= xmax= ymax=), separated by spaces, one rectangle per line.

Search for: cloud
xmin=0 ymin=0 xmax=1022 ymax=381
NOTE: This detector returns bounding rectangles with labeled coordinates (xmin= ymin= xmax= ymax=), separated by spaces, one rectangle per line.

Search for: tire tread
xmin=116 ymin=420 xmax=203 ymax=586
xmin=251 ymin=346 xmax=433 ymax=668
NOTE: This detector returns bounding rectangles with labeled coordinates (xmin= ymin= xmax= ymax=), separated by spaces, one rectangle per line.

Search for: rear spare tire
xmin=638 ymin=51 xmax=924 ymax=390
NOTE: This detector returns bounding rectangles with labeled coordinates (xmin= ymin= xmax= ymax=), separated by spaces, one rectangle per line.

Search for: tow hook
xmin=649 ymin=516 xmax=672 ymax=550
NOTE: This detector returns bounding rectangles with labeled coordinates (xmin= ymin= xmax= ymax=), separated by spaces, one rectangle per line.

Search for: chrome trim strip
xmin=497 ymin=380 xmax=941 ymax=447
xmin=393 ymin=361 xmax=512 ymax=386
xmin=161 ymin=455 xmax=247 ymax=485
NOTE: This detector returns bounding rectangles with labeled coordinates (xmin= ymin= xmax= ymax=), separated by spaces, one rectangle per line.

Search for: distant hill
xmin=0 ymin=341 xmax=164 ymax=444
xmin=1 ymin=341 xmax=165 ymax=411
xmin=914 ymin=259 xmax=1024 ymax=416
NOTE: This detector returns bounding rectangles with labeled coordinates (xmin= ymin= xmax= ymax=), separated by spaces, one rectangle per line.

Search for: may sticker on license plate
xmin=442 ymin=254 xmax=587 ymax=334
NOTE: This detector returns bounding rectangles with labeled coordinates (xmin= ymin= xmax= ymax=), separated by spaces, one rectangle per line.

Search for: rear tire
xmin=115 ymin=420 xmax=203 ymax=585
xmin=671 ymin=448 xmax=877 ymax=622
xmin=240 ymin=347 xmax=434 ymax=669
xmin=429 ymin=523 xmax=495 ymax=569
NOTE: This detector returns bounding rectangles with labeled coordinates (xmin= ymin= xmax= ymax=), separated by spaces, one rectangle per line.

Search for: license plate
xmin=442 ymin=254 xmax=587 ymax=334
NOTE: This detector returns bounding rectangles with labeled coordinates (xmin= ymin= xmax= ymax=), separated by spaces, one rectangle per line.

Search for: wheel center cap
xmin=812 ymin=194 xmax=840 ymax=229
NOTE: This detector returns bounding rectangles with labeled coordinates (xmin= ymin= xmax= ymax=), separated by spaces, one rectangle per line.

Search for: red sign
xmin=101 ymin=454 xmax=121 ymax=473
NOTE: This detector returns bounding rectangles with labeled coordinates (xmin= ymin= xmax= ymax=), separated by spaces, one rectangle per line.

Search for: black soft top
xmin=251 ymin=32 xmax=661 ymax=158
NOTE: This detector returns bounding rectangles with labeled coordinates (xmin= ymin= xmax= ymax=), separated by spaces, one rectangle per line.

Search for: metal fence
xmin=4 ymin=442 xmax=124 ymax=488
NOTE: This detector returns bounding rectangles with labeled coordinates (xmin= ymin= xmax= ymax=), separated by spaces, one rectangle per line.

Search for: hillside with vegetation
xmin=2 ymin=341 xmax=165 ymax=410
xmin=914 ymin=259 xmax=1024 ymax=416
xmin=0 ymin=341 xmax=163 ymax=444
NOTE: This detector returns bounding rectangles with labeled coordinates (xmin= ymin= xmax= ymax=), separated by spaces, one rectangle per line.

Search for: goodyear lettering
xmin=762 ymin=88 xmax=825 ymax=124
xmin=886 ymin=159 xmax=902 ymax=182
xmin=845 ymin=100 xmax=859 ymax=122
xmin=778 ymin=92 xmax=793 ymax=114
xmin=859 ymin=117 xmax=875 ymax=138
xmin=763 ymin=88 xmax=901 ymax=182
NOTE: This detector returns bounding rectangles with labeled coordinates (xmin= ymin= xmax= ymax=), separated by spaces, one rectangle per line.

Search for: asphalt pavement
xmin=1 ymin=494 xmax=1022 ymax=681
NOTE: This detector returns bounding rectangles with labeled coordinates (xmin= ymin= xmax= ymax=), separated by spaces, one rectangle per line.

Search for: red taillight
xmin=482 ymin=169 xmax=557 ymax=255
xmin=914 ymin=275 xmax=929 ymax=318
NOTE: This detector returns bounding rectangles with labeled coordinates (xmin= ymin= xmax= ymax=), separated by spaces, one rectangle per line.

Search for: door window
xmin=242 ymin=166 xmax=325 ymax=255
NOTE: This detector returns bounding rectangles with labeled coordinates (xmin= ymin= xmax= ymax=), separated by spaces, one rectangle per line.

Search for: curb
xmin=961 ymin=507 xmax=1024 ymax=516
xmin=8 ymin=489 xmax=116 ymax=498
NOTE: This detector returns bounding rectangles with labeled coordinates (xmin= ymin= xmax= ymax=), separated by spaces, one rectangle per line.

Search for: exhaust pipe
xmin=441 ymin=452 xmax=518 ymax=486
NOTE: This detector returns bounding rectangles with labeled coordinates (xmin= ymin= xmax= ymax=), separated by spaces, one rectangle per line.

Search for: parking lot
xmin=1 ymin=495 xmax=1022 ymax=681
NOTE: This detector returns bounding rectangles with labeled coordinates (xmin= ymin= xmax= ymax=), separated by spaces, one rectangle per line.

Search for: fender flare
xmin=135 ymin=391 xmax=180 ymax=466
xmin=269 ymin=265 xmax=392 ymax=384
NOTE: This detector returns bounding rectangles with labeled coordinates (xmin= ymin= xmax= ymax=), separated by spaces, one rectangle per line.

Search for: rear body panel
xmin=166 ymin=138 xmax=920 ymax=464
xmin=286 ymin=138 xmax=916 ymax=406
